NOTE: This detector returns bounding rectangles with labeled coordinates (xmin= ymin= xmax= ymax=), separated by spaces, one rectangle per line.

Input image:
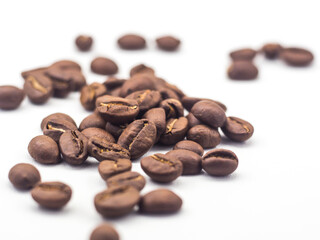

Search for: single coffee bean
xmin=0 ymin=85 xmax=25 ymax=110
xmin=50 ymin=60 xmax=81 ymax=71
xmin=79 ymin=112 xmax=106 ymax=131
xmin=261 ymin=43 xmax=283 ymax=59
xmin=90 ymin=224 xmax=120 ymax=240
xmin=80 ymin=82 xmax=107 ymax=111
xmin=21 ymin=67 xmax=49 ymax=79
xmin=31 ymin=181 xmax=72 ymax=209
xmin=81 ymin=127 xmax=115 ymax=143
xmin=95 ymin=95 xmax=139 ymax=124
xmin=191 ymin=100 xmax=226 ymax=128
xmin=103 ymin=77 xmax=126 ymax=91
xmin=28 ymin=135 xmax=60 ymax=164
xmin=156 ymin=36 xmax=181 ymax=51
xmin=281 ymin=47 xmax=314 ymax=66
xmin=126 ymin=90 xmax=162 ymax=114
xmin=161 ymin=82 xmax=185 ymax=99
xmin=98 ymin=158 xmax=132 ymax=180
xmin=130 ymin=64 xmax=155 ymax=77
xmin=230 ymin=48 xmax=257 ymax=61
xmin=106 ymin=171 xmax=146 ymax=191
xmin=160 ymin=98 xmax=184 ymax=119
xmin=159 ymin=117 xmax=188 ymax=145
xmin=139 ymin=189 xmax=182 ymax=214
xmin=117 ymin=34 xmax=146 ymax=50
xmin=94 ymin=185 xmax=140 ymax=218
xmin=186 ymin=113 xmax=202 ymax=128
xmin=42 ymin=118 xmax=78 ymax=142
xmin=221 ymin=116 xmax=254 ymax=142
xmin=75 ymin=35 xmax=93 ymax=51
xmin=23 ymin=73 xmax=53 ymax=104
xmin=41 ymin=112 xmax=76 ymax=130
xmin=174 ymin=140 xmax=204 ymax=156
xmin=120 ymin=73 xmax=156 ymax=97
xmin=105 ymin=122 xmax=128 ymax=140
xmin=202 ymin=149 xmax=238 ymax=176
xmin=158 ymin=87 xmax=180 ymax=100
xmin=8 ymin=163 xmax=41 ymax=190
xmin=91 ymin=57 xmax=118 ymax=75
xmin=166 ymin=149 xmax=202 ymax=175
xmin=88 ymin=136 xmax=130 ymax=161
xmin=142 ymin=108 xmax=166 ymax=141
xmin=140 ymin=153 xmax=183 ymax=183
xmin=181 ymin=96 xmax=227 ymax=112
xmin=187 ymin=124 xmax=221 ymax=149
xmin=227 ymin=61 xmax=259 ymax=80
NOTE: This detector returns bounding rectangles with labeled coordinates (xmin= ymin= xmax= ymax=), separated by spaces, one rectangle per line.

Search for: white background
xmin=1 ymin=0 xmax=320 ymax=239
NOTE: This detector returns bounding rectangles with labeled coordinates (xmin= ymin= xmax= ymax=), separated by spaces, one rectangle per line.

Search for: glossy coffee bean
xmin=159 ymin=117 xmax=188 ymax=145
xmin=186 ymin=113 xmax=202 ymax=128
xmin=31 ymin=181 xmax=72 ymax=209
xmin=160 ymin=98 xmax=184 ymax=119
xmin=106 ymin=171 xmax=146 ymax=191
xmin=0 ymin=85 xmax=25 ymax=110
xmin=181 ymin=96 xmax=227 ymax=112
xmin=227 ymin=61 xmax=259 ymax=80
xmin=103 ymin=77 xmax=126 ymax=91
xmin=156 ymin=36 xmax=181 ymax=51
xmin=8 ymin=163 xmax=41 ymax=190
xmin=120 ymin=73 xmax=156 ymax=97
xmin=230 ymin=48 xmax=257 ymax=61
xmin=42 ymin=118 xmax=78 ymax=142
xmin=142 ymin=108 xmax=166 ymax=141
xmin=23 ymin=74 xmax=53 ymax=104
xmin=202 ymin=149 xmax=238 ymax=176
xmin=105 ymin=122 xmax=128 ymax=140
xmin=130 ymin=64 xmax=155 ymax=77
xmin=90 ymin=224 xmax=119 ymax=240
xmin=41 ymin=112 xmax=76 ymax=130
xmin=166 ymin=149 xmax=202 ymax=175
xmin=140 ymin=153 xmax=183 ymax=183
xmin=126 ymin=90 xmax=161 ymax=113
xmin=94 ymin=185 xmax=140 ymax=218
xmin=139 ymin=189 xmax=182 ymax=214
xmin=174 ymin=140 xmax=204 ymax=156
xmin=98 ymin=159 xmax=132 ymax=180
xmin=221 ymin=116 xmax=254 ymax=142
xmin=91 ymin=57 xmax=118 ymax=75
xmin=187 ymin=124 xmax=221 ymax=149
xmin=261 ymin=43 xmax=283 ymax=59
xmin=117 ymin=34 xmax=146 ymax=50
xmin=80 ymin=82 xmax=107 ymax=111
xmin=28 ymin=135 xmax=60 ymax=164
xmin=281 ymin=47 xmax=314 ymax=66
xmin=79 ymin=112 xmax=106 ymax=131
xmin=81 ymin=127 xmax=115 ymax=143
xmin=75 ymin=35 xmax=93 ymax=51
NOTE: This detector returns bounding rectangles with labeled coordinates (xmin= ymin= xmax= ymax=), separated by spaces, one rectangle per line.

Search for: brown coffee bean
xmin=79 ymin=112 xmax=106 ymax=131
xmin=0 ymin=85 xmax=25 ymax=110
xmin=130 ymin=64 xmax=155 ymax=77
xmin=91 ymin=57 xmax=118 ymax=75
xmin=90 ymin=224 xmax=119 ymax=240
xmin=140 ymin=153 xmax=183 ymax=183
xmin=75 ymin=35 xmax=93 ymax=51
xmin=227 ymin=61 xmax=259 ymax=80
xmin=281 ymin=47 xmax=314 ymax=66
xmin=174 ymin=140 xmax=204 ymax=156
xmin=28 ymin=135 xmax=60 ymax=164
xmin=21 ymin=67 xmax=49 ymax=79
xmin=159 ymin=117 xmax=188 ymax=145
xmin=41 ymin=112 xmax=76 ymax=130
xmin=126 ymin=90 xmax=162 ymax=113
xmin=94 ymin=185 xmax=140 ymax=218
xmin=98 ymin=159 xmax=132 ymax=180
xmin=230 ymin=48 xmax=257 ymax=61
xmin=50 ymin=60 xmax=81 ymax=71
xmin=80 ymin=82 xmax=107 ymax=111
xmin=221 ymin=116 xmax=254 ymax=142
xmin=120 ymin=73 xmax=156 ymax=97
xmin=139 ymin=189 xmax=182 ymax=214
xmin=105 ymin=122 xmax=128 ymax=140
xmin=118 ymin=34 xmax=146 ymax=50
xmin=261 ymin=43 xmax=283 ymax=59
xmin=142 ymin=108 xmax=166 ymax=141
xmin=109 ymin=87 xmax=122 ymax=97
xmin=31 ymin=181 xmax=72 ymax=209
xmin=158 ymin=87 xmax=180 ymax=100
xmin=187 ymin=124 xmax=221 ymax=149
xmin=161 ymin=82 xmax=185 ymax=99
xmin=106 ymin=171 xmax=146 ymax=191
xmin=42 ymin=118 xmax=78 ymax=142
xmin=103 ymin=77 xmax=126 ymax=91
xmin=156 ymin=36 xmax=181 ymax=51
xmin=160 ymin=98 xmax=184 ymax=119
xmin=166 ymin=149 xmax=202 ymax=175
xmin=181 ymin=96 xmax=227 ymax=112
xmin=186 ymin=113 xmax=202 ymax=128
xmin=23 ymin=73 xmax=53 ymax=104
xmin=202 ymin=149 xmax=238 ymax=176
xmin=81 ymin=127 xmax=115 ymax=143
xmin=8 ymin=163 xmax=41 ymax=190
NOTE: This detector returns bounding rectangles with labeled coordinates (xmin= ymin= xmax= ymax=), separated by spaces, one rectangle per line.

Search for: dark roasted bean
xmin=42 ymin=118 xmax=77 ymax=142
xmin=166 ymin=149 xmax=202 ymax=175
xmin=173 ymin=140 xmax=204 ymax=156
xmin=126 ymin=90 xmax=161 ymax=113
xmin=187 ymin=124 xmax=221 ymax=149
xmin=142 ymin=108 xmax=166 ymax=141
xmin=8 ymin=163 xmax=41 ymax=190
xmin=98 ymin=159 xmax=132 ymax=180
xmin=230 ymin=48 xmax=257 ymax=61
xmin=159 ymin=117 xmax=188 ymax=145
xmin=28 ymin=135 xmax=60 ymax=164
xmin=0 ymin=85 xmax=25 ymax=110
xmin=106 ymin=171 xmax=146 ymax=191
xmin=91 ymin=57 xmax=118 ymax=75
xmin=81 ymin=127 xmax=115 ymax=143
xmin=118 ymin=34 xmax=146 ymax=50
xmin=90 ymin=224 xmax=120 ymax=240
xmin=181 ymin=96 xmax=227 ymax=112
xmin=227 ymin=61 xmax=259 ymax=80
xmin=130 ymin=64 xmax=155 ymax=77
xmin=80 ymin=82 xmax=107 ymax=111
xmin=41 ymin=112 xmax=76 ymax=130
xmin=156 ymin=36 xmax=181 ymax=51
xmin=160 ymin=98 xmax=184 ymax=119
xmin=281 ymin=47 xmax=314 ymax=66
xmin=75 ymin=35 xmax=93 ymax=51
xmin=120 ymin=74 xmax=156 ymax=97
xmin=23 ymin=73 xmax=53 ymax=104
xmin=105 ymin=122 xmax=128 ymax=140
xmin=221 ymin=116 xmax=254 ymax=142
xmin=186 ymin=113 xmax=202 ymax=128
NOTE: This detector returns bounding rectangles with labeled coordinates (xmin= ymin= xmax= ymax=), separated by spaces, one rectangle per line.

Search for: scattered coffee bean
xmin=159 ymin=117 xmax=188 ymax=145
xmin=159 ymin=87 xmax=180 ymax=100
xmin=23 ymin=73 xmax=53 ymax=104
xmin=166 ymin=149 xmax=202 ymax=175
xmin=91 ymin=57 xmax=118 ymax=75
xmin=98 ymin=159 xmax=132 ymax=180
xmin=228 ymin=60 xmax=259 ymax=80
xmin=120 ymin=73 xmax=157 ymax=97
xmin=104 ymin=77 xmax=126 ymax=91
xmin=281 ymin=47 xmax=314 ymax=66
xmin=8 ymin=163 xmax=41 ymax=190
xmin=181 ymin=96 xmax=227 ymax=112
xmin=187 ymin=124 xmax=221 ymax=149
xmin=142 ymin=108 xmax=166 ymax=141
xmin=21 ymin=67 xmax=49 ymax=79
xmin=173 ymin=140 xmax=204 ymax=156
xmin=50 ymin=60 xmax=81 ymax=71
xmin=0 ymin=85 xmax=25 ymax=110
xmin=230 ymin=48 xmax=257 ymax=61
xmin=156 ymin=36 xmax=181 ymax=51
xmin=79 ymin=111 xmax=106 ymax=131
xmin=126 ymin=90 xmax=162 ymax=114
xmin=261 ymin=43 xmax=283 ymax=59
xmin=80 ymin=82 xmax=107 ymax=111
xmin=130 ymin=64 xmax=155 ymax=77
xmin=81 ymin=127 xmax=115 ymax=143
xmin=186 ymin=113 xmax=202 ymax=128
xmin=106 ymin=171 xmax=146 ymax=191
xmin=160 ymin=98 xmax=184 ymax=119
xmin=42 ymin=118 xmax=78 ymax=142
xmin=75 ymin=35 xmax=93 ymax=51
xmin=118 ymin=34 xmax=146 ymax=50
xmin=105 ymin=122 xmax=128 ymax=140
xmin=28 ymin=135 xmax=60 ymax=164
xmin=41 ymin=112 xmax=76 ymax=130
xmin=90 ymin=224 xmax=120 ymax=240
xmin=221 ymin=116 xmax=254 ymax=142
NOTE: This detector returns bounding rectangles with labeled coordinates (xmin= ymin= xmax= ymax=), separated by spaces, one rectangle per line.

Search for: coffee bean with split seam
xmin=98 ymin=159 xmax=132 ymax=180
xmin=221 ymin=116 xmax=254 ymax=142
xmin=106 ymin=171 xmax=146 ymax=191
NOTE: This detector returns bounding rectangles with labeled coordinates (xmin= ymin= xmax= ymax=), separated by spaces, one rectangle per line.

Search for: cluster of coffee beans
xmin=227 ymin=43 xmax=314 ymax=80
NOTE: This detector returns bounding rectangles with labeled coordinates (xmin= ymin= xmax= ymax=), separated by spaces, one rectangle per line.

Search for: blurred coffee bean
xmin=91 ymin=57 xmax=118 ymax=75
xmin=156 ymin=36 xmax=181 ymax=51
xmin=118 ymin=34 xmax=146 ymax=50
xmin=28 ymin=135 xmax=60 ymax=164
xmin=261 ymin=43 xmax=283 ymax=59
xmin=227 ymin=61 xmax=259 ymax=80
xmin=281 ymin=47 xmax=314 ymax=66
xmin=106 ymin=171 xmax=146 ymax=191
xmin=230 ymin=48 xmax=257 ymax=61
xmin=130 ymin=64 xmax=155 ymax=77
xmin=8 ymin=163 xmax=41 ymax=190
xmin=75 ymin=35 xmax=93 ymax=51
xmin=80 ymin=82 xmax=107 ymax=111
xmin=187 ymin=124 xmax=221 ymax=149
xmin=98 ymin=159 xmax=132 ymax=180
xmin=0 ymin=85 xmax=25 ymax=110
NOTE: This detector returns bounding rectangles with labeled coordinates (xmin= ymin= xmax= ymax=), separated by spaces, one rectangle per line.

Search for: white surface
xmin=1 ymin=0 xmax=320 ymax=239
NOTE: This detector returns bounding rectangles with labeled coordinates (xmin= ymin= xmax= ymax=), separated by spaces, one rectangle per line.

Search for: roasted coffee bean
xmin=79 ymin=111 xmax=106 ymax=131
xmin=81 ymin=127 xmax=115 ymax=143
xmin=140 ymin=153 xmax=183 ymax=183
xmin=191 ymin=100 xmax=226 ymax=128
xmin=181 ymin=96 xmax=227 ymax=112
xmin=41 ymin=112 xmax=76 ymax=130
xmin=159 ymin=117 xmax=188 ymax=145
xmin=281 ymin=47 xmax=314 ymax=66
xmin=139 ymin=189 xmax=182 ymax=214
xmin=42 ymin=118 xmax=78 ymax=142
xmin=109 ymin=87 xmax=122 ymax=97
xmin=80 ymin=82 xmax=107 ymax=111
xmin=103 ymin=77 xmax=126 ymax=91
xmin=230 ymin=48 xmax=257 ymax=61
xmin=90 ymin=224 xmax=120 ymax=240
xmin=118 ymin=34 xmax=146 ymax=50
xmin=94 ymin=185 xmax=140 ymax=218
xmin=21 ymin=67 xmax=48 ymax=79
xmin=91 ymin=57 xmax=118 ymax=75
xmin=50 ymin=60 xmax=81 ymax=71
xmin=0 ymin=85 xmax=25 ymax=110
xmin=156 ymin=36 xmax=181 ymax=51
xmin=162 ymin=82 xmax=185 ymax=99
xmin=75 ymin=35 xmax=93 ymax=51
xmin=98 ymin=159 xmax=132 ymax=180
xmin=120 ymin=73 xmax=156 ymax=97
xmin=23 ymin=73 xmax=53 ymax=104
xmin=221 ymin=116 xmax=254 ymax=142
xmin=187 ymin=124 xmax=221 ymax=149
xmin=174 ymin=140 xmax=204 ymax=156
xmin=28 ymin=135 xmax=60 ymax=164
xmin=8 ymin=163 xmax=41 ymax=190
xmin=31 ymin=181 xmax=72 ymax=209
xmin=126 ymin=90 xmax=161 ymax=113
xmin=186 ymin=113 xmax=202 ymax=128
xmin=142 ymin=108 xmax=166 ymax=141
xmin=227 ymin=61 xmax=259 ymax=80
xmin=107 ymin=171 xmax=146 ymax=191
xmin=88 ymin=136 xmax=130 ymax=161
xmin=105 ymin=122 xmax=128 ymax=140
xmin=261 ymin=43 xmax=283 ymax=59
xmin=117 ymin=119 xmax=156 ymax=160
xmin=130 ymin=64 xmax=155 ymax=77
xmin=160 ymin=98 xmax=184 ymax=119
xmin=202 ymin=149 xmax=238 ymax=176
xmin=166 ymin=149 xmax=202 ymax=175
xmin=95 ymin=95 xmax=139 ymax=124
xmin=59 ymin=130 xmax=88 ymax=165
xmin=159 ymin=87 xmax=180 ymax=100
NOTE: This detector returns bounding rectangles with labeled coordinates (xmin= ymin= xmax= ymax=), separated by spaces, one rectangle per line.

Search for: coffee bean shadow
xmin=220 ymin=136 xmax=254 ymax=148
xmin=33 ymin=205 xmax=72 ymax=215
xmin=150 ymin=144 xmax=173 ymax=152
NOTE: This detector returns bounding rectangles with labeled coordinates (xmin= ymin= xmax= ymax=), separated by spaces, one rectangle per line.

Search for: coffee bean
xmin=139 ymin=189 xmax=182 ymax=214
xmin=130 ymin=64 xmax=155 ymax=77
xmin=156 ymin=36 xmax=181 ymax=51
xmin=117 ymin=34 xmax=146 ymax=50
xmin=227 ymin=61 xmax=259 ymax=80
xmin=81 ymin=127 xmax=115 ymax=143
xmin=88 ymin=136 xmax=130 ymax=161
xmin=161 ymin=82 xmax=185 ymax=99
xmin=41 ymin=112 xmax=76 ymax=130
xmin=0 ymin=85 xmax=25 ymax=110
xmin=80 ymin=82 xmax=107 ymax=111
xmin=109 ymin=87 xmax=122 ymax=97
xmin=181 ymin=96 xmax=227 ymax=112
xmin=8 ymin=163 xmax=41 ymax=190
xmin=28 ymin=135 xmax=60 ymax=164
xmin=159 ymin=88 xmax=180 ymax=100
xmin=230 ymin=48 xmax=257 ymax=61
xmin=95 ymin=95 xmax=139 ymax=124
xmin=50 ymin=60 xmax=81 ymax=71
xmin=91 ymin=57 xmax=118 ymax=75
xmin=187 ymin=124 xmax=221 ymax=149
xmin=106 ymin=171 xmax=146 ymax=191
xmin=105 ymin=122 xmax=128 ymax=140
xmin=21 ymin=67 xmax=49 ymax=79
xmin=94 ymin=185 xmax=140 ymax=218
xmin=261 ymin=43 xmax=283 ymax=59
xmin=173 ymin=140 xmax=204 ymax=156
xmin=90 ymin=224 xmax=119 ymax=240
xmin=221 ymin=116 xmax=254 ymax=142
xmin=42 ymin=118 xmax=78 ymax=142
xmin=140 ymin=153 xmax=183 ymax=183
xmin=120 ymin=73 xmax=157 ymax=97
xmin=191 ymin=100 xmax=226 ymax=128
xmin=103 ymin=77 xmax=126 ymax=91
xmin=98 ymin=159 xmax=132 ymax=180
xmin=202 ymin=149 xmax=238 ymax=176
xmin=159 ymin=117 xmax=188 ymax=145
xmin=23 ymin=73 xmax=53 ymax=104
xmin=79 ymin=112 xmax=106 ymax=131
xmin=126 ymin=90 xmax=162 ymax=114
xmin=281 ymin=47 xmax=314 ymax=66
xmin=160 ymin=98 xmax=184 ymax=119
xmin=31 ymin=181 xmax=72 ymax=209
xmin=142 ymin=108 xmax=166 ymax=141
xmin=75 ymin=35 xmax=93 ymax=51
xmin=186 ymin=113 xmax=202 ymax=128
xmin=166 ymin=149 xmax=202 ymax=175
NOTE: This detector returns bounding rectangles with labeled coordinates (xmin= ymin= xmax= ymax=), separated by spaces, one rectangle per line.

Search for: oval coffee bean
xmin=50 ymin=60 xmax=81 ymax=71
xmin=120 ymin=73 xmax=156 ymax=97
xmin=80 ymin=82 xmax=107 ymax=111
xmin=91 ymin=57 xmax=118 ymax=75
xmin=261 ymin=43 xmax=283 ymax=59
xmin=94 ymin=185 xmax=140 ymax=218
xmin=202 ymin=149 xmax=238 ymax=176
xmin=139 ymin=189 xmax=182 ymax=214
xmin=31 ymin=181 xmax=72 ymax=209
xmin=90 ymin=224 xmax=120 ymax=240
xmin=181 ymin=96 xmax=227 ymax=112
xmin=75 ymin=35 xmax=93 ymax=51
xmin=159 ymin=117 xmax=189 ymax=145
xmin=117 ymin=34 xmax=146 ymax=50
xmin=81 ymin=127 xmax=115 ymax=143
xmin=8 ymin=163 xmax=41 ymax=190
xmin=106 ymin=171 xmax=146 ymax=191
xmin=221 ymin=116 xmax=254 ymax=142
xmin=187 ymin=124 xmax=221 ymax=149
xmin=140 ymin=153 xmax=183 ymax=183
xmin=23 ymin=74 xmax=53 ymax=104
xmin=105 ymin=122 xmax=128 ymax=140
xmin=98 ymin=159 xmax=132 ymax=180
xmin=79 ymin=112 xmax=106 ymax=131
xmin=156 ymin=36 xmax=181 ymax=51
xmin=104 ymin=77 xmax=126 ymax=91
xmin=159 ymin=87 xmax=180 ymax=100
xmin=28 ymin=135 xmax=60 ymax=164
xmin=281 ymin=47 xmax=314 ymax=66
xmin=227 ymin=61 xmax=259 ymax=80
xmin=142 ymin=108 xmax=166 ymax=141
xmin=130 ymin=64 xmax=155 ymax=77
xmin=41 ymin=112 xmax=76 ymax=130
xmin=0 ymin=85 xmax=25 ymax=110
xmin=160 ymin=98 xmax=184 ymax=119
xmin=186 ymin=113 xmax=202 ymax=128
xmin=230 ymin=48 xmax=257 ymax=61
xmin=166 ymin=149 xmax=202 ymax=175
xmin=42 ymin=118 xmax=78 ymax=142
xmin=174 ymin=140 xmax=204 ymax=156
xmin=126 ymin=90 xmax=161 ymax=113
xmin=21 ymin=67 xmax=48 ymax=79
